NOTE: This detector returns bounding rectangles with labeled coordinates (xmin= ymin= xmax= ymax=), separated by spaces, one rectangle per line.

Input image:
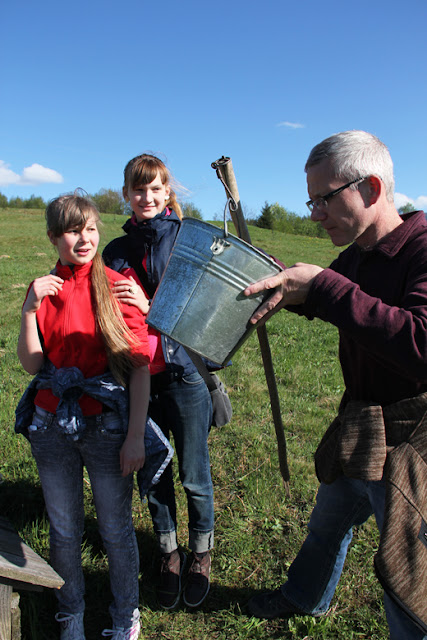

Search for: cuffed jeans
xmin=280 ymin=475 xmax=426 ymax=640
xmin=142 ymin=371 xmax=214 ymax=554
xmin=28 ymin=407 xmax=139 ymax=629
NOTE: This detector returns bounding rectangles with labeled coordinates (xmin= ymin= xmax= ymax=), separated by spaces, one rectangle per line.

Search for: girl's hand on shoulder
xmin=120 ymin=434 xmax=146 ymax=477
xmin=112 ymin=276 xmax=150 ymax=314
xmin=23 ymin=275 xmax=64 ymax=313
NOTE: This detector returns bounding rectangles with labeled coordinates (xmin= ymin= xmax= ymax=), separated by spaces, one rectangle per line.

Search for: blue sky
xmin=2 ymin=0 xmax=426 ymax=220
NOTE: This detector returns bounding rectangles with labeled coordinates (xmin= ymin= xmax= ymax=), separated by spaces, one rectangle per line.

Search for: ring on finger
xmin=128 ymin=286 xmax=135 ymax=294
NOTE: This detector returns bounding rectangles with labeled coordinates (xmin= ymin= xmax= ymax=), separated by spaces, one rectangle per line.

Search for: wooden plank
xmin=11 ymin=593 xmax=20 ymax=640
xmin=0 ymin=578 xmax=42 ymax=593
xmin=0 ymin=518 xmax=63 ymax=590
xmin=0 ymin=582 xmax=12 ymax=640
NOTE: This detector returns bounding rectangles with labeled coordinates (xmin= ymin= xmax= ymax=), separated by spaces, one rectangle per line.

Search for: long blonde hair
xmin=123 ymin=154 xmax=183 ymax=219
xmin=46 ymin=194 xmax=141 ymax=385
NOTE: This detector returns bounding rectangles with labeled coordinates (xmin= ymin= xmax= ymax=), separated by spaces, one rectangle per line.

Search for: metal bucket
xmin=146 ymin=218 xmax=282 ymax=366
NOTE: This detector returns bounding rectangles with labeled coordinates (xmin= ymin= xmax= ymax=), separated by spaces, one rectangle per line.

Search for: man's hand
xmin=244 ymin=262 xmax=324 ymax=324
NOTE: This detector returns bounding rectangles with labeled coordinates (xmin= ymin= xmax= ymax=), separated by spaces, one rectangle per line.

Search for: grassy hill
xmin=0 ymin=209 xmax=387 ymax=639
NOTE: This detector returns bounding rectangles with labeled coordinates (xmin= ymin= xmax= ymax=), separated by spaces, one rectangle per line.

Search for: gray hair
xmin=305 ymin=130 xmax=395 ymax=202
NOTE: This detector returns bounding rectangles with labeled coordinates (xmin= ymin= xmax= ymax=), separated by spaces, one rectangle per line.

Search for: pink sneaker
xmin=101 ymin=609 xmax=140 ymax=639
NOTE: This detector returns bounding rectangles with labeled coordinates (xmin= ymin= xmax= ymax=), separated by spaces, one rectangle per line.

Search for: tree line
xmin=0 ymin=188 xmax=204 ymax=220
xmin=249 ymin=201 xmax=329 ymax=238
xmin=1 ymin=189 xmax=417 ymax=238
xmin=249 ymin=200 xmax=418 ymax=238
xmin=0 ymin=189 xmax=131 ymax=214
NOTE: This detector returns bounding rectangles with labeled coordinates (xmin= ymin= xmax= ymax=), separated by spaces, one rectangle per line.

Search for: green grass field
xmin=0 ymin=209 xmax=388 ymax=639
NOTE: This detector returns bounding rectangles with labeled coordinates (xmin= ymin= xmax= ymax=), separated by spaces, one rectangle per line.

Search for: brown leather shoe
xmin=183 ymin=551 xmax=211 ymax=608
xmin=157 ymin=548 xmax=186 ymax=610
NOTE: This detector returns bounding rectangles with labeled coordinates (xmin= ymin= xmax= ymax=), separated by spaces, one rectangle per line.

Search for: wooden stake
xmin=212 ymin=157 xmax=290 ymax=493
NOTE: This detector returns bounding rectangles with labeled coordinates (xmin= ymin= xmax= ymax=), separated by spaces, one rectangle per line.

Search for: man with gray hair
xmin=245 ymin=131 xmax=427 ymax=639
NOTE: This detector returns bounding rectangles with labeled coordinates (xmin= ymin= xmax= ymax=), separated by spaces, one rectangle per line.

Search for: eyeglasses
xmin=306 ymin=177 xmax=368 ymax=213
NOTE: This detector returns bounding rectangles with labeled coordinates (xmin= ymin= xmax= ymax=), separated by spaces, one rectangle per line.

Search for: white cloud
xmin=415 ymin=196 xmax=427 ymax=210
xmin=0 ymin=161 xmax=20 ymax=186
xmin=21 ymin=163 xmax=63 ymax=185
xmin=395 ymin=192 xmax=427 ymax=211
xmin=0 ymin=160 xmax=63 ymax=187
xmin=277 ymin=121 xmax=305 ymax=129
xmin=394 ymin=192 xmax=414 ymax=208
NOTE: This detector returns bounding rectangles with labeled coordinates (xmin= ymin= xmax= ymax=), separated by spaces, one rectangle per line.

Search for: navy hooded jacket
xmin=103 ymin=209 xmax=198 ymax=378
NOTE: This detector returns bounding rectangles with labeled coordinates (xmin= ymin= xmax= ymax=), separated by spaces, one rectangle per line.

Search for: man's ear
xmin=366 ymin=176 xmax=382 ymax=205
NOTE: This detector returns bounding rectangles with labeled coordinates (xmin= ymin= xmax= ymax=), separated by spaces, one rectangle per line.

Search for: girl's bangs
xmin=128 ymin=158 xmax=169 ymax=189
xmin=47 ymin=196 xmax=100 ymax=237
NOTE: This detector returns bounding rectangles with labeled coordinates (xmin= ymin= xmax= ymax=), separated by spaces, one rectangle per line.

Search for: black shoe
xmin=183 ymin=551 xmax=211 ymax=608
xmin=247 ymin=588 xmax=304 ymax=619
xmin=157 ymin=549 xmax=186 ymax=610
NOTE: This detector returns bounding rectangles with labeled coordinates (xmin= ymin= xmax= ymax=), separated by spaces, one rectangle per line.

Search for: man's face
xmin=306 ymin=159 xmax=373 ymax=247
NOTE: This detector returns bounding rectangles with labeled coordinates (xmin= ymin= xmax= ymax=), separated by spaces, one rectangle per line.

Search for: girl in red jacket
xmin=16 ymin=194 xmax=153 ymax=640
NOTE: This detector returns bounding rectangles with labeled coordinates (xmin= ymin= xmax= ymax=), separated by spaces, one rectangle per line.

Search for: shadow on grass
xmin=0 ymin=480 xmax=274 ymax=638
xmin=19 ymin=581 xmax=277 ymax=640
xmin=12 ymin=523 xmax=164 ymax=639
xmin=0 ymin=477 xmax=46 ymax=527
xmin=17 ymin=539 xmax=285 ymax=640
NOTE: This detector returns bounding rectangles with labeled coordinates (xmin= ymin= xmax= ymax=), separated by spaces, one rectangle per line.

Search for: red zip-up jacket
xmin=32 ymin=260 xmax=149 ymax=416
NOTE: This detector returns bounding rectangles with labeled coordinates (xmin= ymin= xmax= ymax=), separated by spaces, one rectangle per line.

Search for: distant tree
xmin=91 ymin=189 xmax=125 ymax=214
xmin=243 ymin=207 xmax=258 ymax=226
xmin=181 ymin=202 xmax=203 ymax=220
xmin=269 ymin=203 xmax=295 ymax=233
xmin=0 ymin=192 xmax=8 ymax=208
xmin=214 ymin=197 xmax=330 ymax=238
xmin=239 ymin=203 xmax=256 ymax=225
xmin=256 ymin=202 xmax=274 ymax=229
xmin=213 ymin=200 xmax=254 ymax=225
xmin=398 ymin=202 xmax=416 ymax=215
xmin=8 ymin=196 xmax=24 ymax=209
xmin=123 ymin=201 xmax=133 ymax=216
xmin=294 ymin=215 xmax=329 ymax=239
xmin=23 ymin=194 xmax=46 ymax=209
xmin=247 ymin=218 xmax=258 ymax=227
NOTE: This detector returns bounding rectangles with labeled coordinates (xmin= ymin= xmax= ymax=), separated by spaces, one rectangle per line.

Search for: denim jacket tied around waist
xmin=15 ymin=360 xmax=173 ymax=494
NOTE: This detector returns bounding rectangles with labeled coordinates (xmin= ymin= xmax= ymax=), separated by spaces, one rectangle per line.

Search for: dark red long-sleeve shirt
xmin=301 ymin=211 xmax=427 ymax=405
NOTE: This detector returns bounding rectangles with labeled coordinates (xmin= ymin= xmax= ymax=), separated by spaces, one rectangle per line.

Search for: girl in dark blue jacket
xmin=103 ymin=154 xmax=213 ymax=610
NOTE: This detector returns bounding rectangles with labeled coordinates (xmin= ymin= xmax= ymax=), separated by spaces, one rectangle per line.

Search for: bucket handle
xmin=209 ymin=198 xmax=232 ymax=256
xmin=222 ymin=198 xmax=231 ymax=238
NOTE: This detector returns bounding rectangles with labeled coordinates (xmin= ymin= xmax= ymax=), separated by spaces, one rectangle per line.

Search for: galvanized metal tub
xmin=146 ymin=218 xmax=282 ymax=366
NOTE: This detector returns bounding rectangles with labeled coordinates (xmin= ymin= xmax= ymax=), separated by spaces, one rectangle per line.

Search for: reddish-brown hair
xmin=123 ymin=154 xmax=183 ymax=219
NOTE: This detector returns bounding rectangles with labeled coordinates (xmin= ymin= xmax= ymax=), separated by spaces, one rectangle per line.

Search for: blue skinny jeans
xmin=141 ymin=371 xmax=214 ymax=554
xmin=280 ymin=475 xmax=426 ymax=640
xmin=28 ymin=407 xmax=139 ymax=629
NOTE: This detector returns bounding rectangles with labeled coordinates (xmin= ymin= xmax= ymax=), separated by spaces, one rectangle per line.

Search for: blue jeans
xmin=141 ymin=372 xmax=214 ymax=554
xmin=281 ymin=475 xmax=426 ymax=640
xmin=28 ymin=407 xmax=139 ymax=629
